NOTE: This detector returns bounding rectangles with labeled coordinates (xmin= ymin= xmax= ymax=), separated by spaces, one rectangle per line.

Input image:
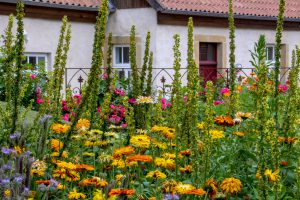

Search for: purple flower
xmin=13 ymin=175 xmax=24 ymax=184
xmin=164 ymin=194 xmax=180 ymax=200
xmin=0 ymin=178 xmax=10 ymax=185
xmin=39 ymin=114 xmax=52 ymax=124
xmin=22 ymin=151 xmax=32 ymax=157
xmin=50 ymin=178 xmax=58 ymax=187
xmin=1 ymin=147 xmax=16 ymax=155
xmin=10 ymin=132 xmax=21 ymax=140
xmin=2 ymin=164 xmax=12 ymax=171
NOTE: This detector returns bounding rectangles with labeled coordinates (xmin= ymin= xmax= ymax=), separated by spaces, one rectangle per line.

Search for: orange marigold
xmin=76 ymin=119 xmax=91 ymax=131
xmin=114 ymin=146 xmax=135 ymax=158
xmin=52 ymin=123 xmax=70 ymax=134
xmin=76 ymin=164 xmax=94 ymax=171
xmin=184 ymin=188 xmax=206 ymax=196
xmin=78 ymin=177 xmax=108 ymax=188
xmin=109 ymin=189 xmax=135 ymax=196
xmin=51 ymin=139 xmax=64 ymax=151
xmin=126 ymin=154 xmax=153 ymax=163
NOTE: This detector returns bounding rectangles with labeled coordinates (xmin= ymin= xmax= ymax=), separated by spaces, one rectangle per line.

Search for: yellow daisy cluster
xmin=146 ymin=170 xmax=167 ymax=180
xmin=84 ymin=140 xmax=108 ymax=147
xmin=151 ymin=138 xmax=167 ymax=149
xmin=31 ymin=159 xmax=47 ymax=176
xmin=154 ymin=157 xmax=175 ymax=170
xmin=130 ymin=135 xmax=151 ymax=148
xmin=53 ymin=161 xmax=80 ymax=182
xmin=208 ymin=130 xmax=225 ymax=139
xmin=68 ymin=188 xmax=86 ymax=199
xmin=52 ymin=123 xmax=70 ymax=134
xmin=136 ymin=96 xmax=154 ymax=104
xmin=264 ymin=169 xmax=280 ymax=182
xmin=151 ymin=125 xmax=175 ymax=140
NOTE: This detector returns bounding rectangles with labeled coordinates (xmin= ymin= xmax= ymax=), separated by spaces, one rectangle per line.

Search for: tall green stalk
xmin=130 ymin=26 xmax=140 ymax=98
xmin=229 ymin=0 xmax=236 ymax=93
xmin=140 ymin=32 xmax=151 ymax=94
xmin=106 ymin=33 xmax=113 ymax=93
xmin=145 ymin=52 xmax=153 ymax=96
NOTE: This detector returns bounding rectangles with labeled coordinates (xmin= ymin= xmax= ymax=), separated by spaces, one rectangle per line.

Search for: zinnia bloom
xmin=220 ymin=177 xmax=242 ymax=194
xmin=51 ymin=139 xmax=64 ymax=151
xmin=68 ymin=188 xmax=86 ymax=199
xmin=113 ymin=146 xmax=135 ymax=158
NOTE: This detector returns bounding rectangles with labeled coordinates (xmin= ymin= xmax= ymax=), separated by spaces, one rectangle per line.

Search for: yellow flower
xmin=149 ymin=197 xmax=156 ymax=200
xmin=51 ymin=139 xmax=64 ymax=151
xmin=4 ymin=189 xmax=11 ymax=197
xmin=234 ymin=132 xmax=246 ymax=137
xmin=196 ymin=122 xmax=205 ymax=130
xmin=130 ymin=135 xmax=151 ymax=148
xmin=93 ymin=189 xmax=106 ymax=200
xmin=14 ymin=146 xmax=25 ymax=154
xmin=55 ymin=161 xmax=77 ymax=170
xmin=146 ymin=170 xmax=167 ymax=180
xmin=264 ymin=169 xmax=280 ymax=182
xmin=104 ymin=132 xmax=118 ymax=138
xmin=116 ymin=174 xmax=125 ymax=185
xmin=76 ymin=119 xmax=91 ymax=131
xmin=31 ymin=160 xmax=47 ymax=176
xmin=112 ymin=158 xmax=126 ymax=169
xmin=175 ymin=183 xmax=195 ymax=194
xmin=209 ymin=130 xmax=225 ymax=139
xmin=68 ymin=188 xmax=86 ymax=199
xmin=89 ymin=129 xmax=103 ymax=135
xmin=155 ymin=158 xmax=175 ymax=170
xmin=136 ymin=96 xmax=154 ymax=104
xmin=52 ymin=123 xmax=70 ymax=134
xmin=57 ymin=184 xmax=66 ymax=190
xmin=51 ymin=151 xmax=69 ymax=158
xmin=151 ymin=139 xmax=167 ymax=149
xmin=151 ymin=125 xmax=175 ymax=140
xmin=220 ymin=177 xmax=242 ymax=194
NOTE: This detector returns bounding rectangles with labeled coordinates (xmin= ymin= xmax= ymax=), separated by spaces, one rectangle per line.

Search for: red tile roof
xmin=157 ymin=0 xmax=300 ymax=19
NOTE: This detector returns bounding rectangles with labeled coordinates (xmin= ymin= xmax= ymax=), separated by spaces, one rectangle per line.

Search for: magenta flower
xmin=278 ymin=84 xmax=288 ymax=93
xmin=30 ymin=74 xmax=37 ymax=79
xmin=73 ymin=94 xmax=82 ymax=105
xmin=114 ymin=88 xmax=125 ymax=96
xmin=214 ymin=100 xmax=224 ymax=106
xmin=37 ymin=98 xmax=44 ymax=104
xmin=121 ymin=123 xmax=127 ymax=128
xmin=97 ymin=107 xmax=101 ymax=113
xmin=62 ymin=113 xmax=69 ymax=122
xmin=220 ymin=87 xmax=230 ymax=94
xmin=128 ymin=98 xmax=137 ymax=104
xmin=109 ymin=115 xmax=122 ymax=124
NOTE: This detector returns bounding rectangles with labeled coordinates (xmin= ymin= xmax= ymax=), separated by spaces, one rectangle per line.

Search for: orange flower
xmin=52 ymin=123 xmax=70 ymax=134
xmin=76 ymin=119 xmax=91 ymax=131
xmin=214 ymin=116 xmax=234 ymax=126
xmin=76 ymin=164 xmax=94 ymax=171
xmin=114 ymin=146 xmax=135 ymax=158
xmin=278 ymin=137 xmax=297 ymax=144
xmin=179 ymin=165 xmax=193 ymax=174
xmin=126 ymin=154 xmax=153 ymax=163
xmin=184 ymin=188 xmax=206 ymax=196
xmin=78 ymin=177 xmax=108 ymax=188
xmin=36 ymin=180 xmax=50 ymax=185
xmin=233 ymin=132 xmax=246 ymax=137
xmin=51 ymin=139 xmax=64 ymax=151
xmin=180 ymin=150 xmax=192 ymax=157
xmin=280 ymin=161 xmax=288 ymax=166
xmin=109 ymin=189 xmax=135 ymax=196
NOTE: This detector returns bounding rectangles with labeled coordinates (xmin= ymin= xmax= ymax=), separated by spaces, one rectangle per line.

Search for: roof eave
xmin=0 ymin=0 xmax=116 ymax=13
xmin=160 ymin=9 xmax=300 ymax=22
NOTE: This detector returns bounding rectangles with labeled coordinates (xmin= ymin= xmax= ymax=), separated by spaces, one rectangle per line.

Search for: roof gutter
xmin=0 ymin=0 xmax=116 ymax=13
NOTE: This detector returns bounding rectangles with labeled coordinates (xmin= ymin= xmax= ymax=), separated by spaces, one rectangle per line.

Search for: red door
xmin=199 ymin=43 xmax=218 ymax=83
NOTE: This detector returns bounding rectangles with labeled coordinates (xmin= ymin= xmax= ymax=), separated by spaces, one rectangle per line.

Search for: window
xmin=266 ymin=45 xmax=275 ymax=66
xmin=23 ymin=53 xmax=49 ymax=71
xmin=113 ymin=45 xmax=131 ymax=78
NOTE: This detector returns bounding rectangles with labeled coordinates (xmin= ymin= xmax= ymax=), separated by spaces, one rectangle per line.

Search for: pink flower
xmin=121 ymin=123 xmax=127 ymax=128
xmin=128 ymin=98 xmax=136 ymax=104
xmin=71 ymin=112 xmax=75 ymax=117
xmin=183 ymin=96 xmax=188 ymax=102
xmin=62 ymin=113 xmax=69 ymax=122
xmin=114 ymin=88 xmax=125 ymax=96
xmin=278 ymin=84 xmax=288 ymax=93
xmin=220 ymin=88 xmax=230 ymax=94
xmin=62 ymin=100 xmax=68 ymax=112
xmin=97 ymin=107 xmax=101 ymax=113
xmin=102 ymin=73 xmax=108 ymax=79
xmin=214 ymin=100 xmax=224 ymax=106
xmin=73 ymin=94 xmax=82 ymax=105
xmin=30 ymin=74 xmax=37 ymax=79
xmin=36 ymin=98 xmax=44 ymax=104
xmin=109 ymin=115 xmax=122 ymax=124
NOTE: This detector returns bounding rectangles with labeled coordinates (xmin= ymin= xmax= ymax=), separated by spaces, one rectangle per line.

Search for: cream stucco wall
xmin=0 ymin=15 xmax=95 ymax=93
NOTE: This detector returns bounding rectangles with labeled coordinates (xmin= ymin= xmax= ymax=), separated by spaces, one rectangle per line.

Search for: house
xmin=1 ymin=0 xmax=299 ymax=94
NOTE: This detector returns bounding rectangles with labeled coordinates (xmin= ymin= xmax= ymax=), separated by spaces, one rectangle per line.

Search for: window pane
xmin=207 ymin=44 xmax=216 ymax=61
xmin=29 ymin=56 xmax=37 ymax=66
xmin=267 ymin=46 xmax=274 ymax=61
xmin=123 ymin=47 xmax=130 ymax=63
xmin=115 ymin=47 xmax=122 ymax=64
xmin=38 ymin=56 xmax=46 ymax=67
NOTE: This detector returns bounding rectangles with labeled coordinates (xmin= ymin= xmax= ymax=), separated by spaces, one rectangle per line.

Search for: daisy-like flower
xmin=68 ymin=188 xmax=86 ymax=199
xmin=155 ymin=158 xmax=175 ymax=170
xmin=146 ymin=170 xmax=167 ymax=180
xmin=31 ymin=160 xmax=47 ymax=176
xmin=79 ymin=177 xmax=108 ymax=188
xmin=113 ymin=146 xmax=135 ymax=158
xmin=130 ymin=135 xmax=151 ymax=148
xmin=179 ymin=165 xmax=193 ymax=174
xmin=175 ymin=183 xmax=195 ymax=194
xmin=214 ymin=116 xmax=234 ymax=126
xmin=109 ymin=189 xmax=135 ymax=196
xmin=184 ymin=188 xmax=206 ymax=196
xmin=76 ymin=119 xmax=91 ymax=131
xmin=136 ymin=96 xmax=154 ymax=104
xmin=76 ymin=164 xmax=94 ymax=171
xmin=126 ymin=154 xmax=153 ymax=163
xmin=51 ymin=139 xmax=64 ymax=151
xmin=264 ymin=169 xmax=280 ymax=182
xmin=233 ymin=132 xmax=246 ymax=137
xmin=220 ymin=177 xmax=242 ymax=194
xmin=151 ymin=125 xmax=175 ymax=140
xmin=209 ymin=130 xmax=225 ymax=139
xmin=196 ymin=122 xmax=205 ymax=130
xmin=52 ymin=123 xmax=70 ymax=134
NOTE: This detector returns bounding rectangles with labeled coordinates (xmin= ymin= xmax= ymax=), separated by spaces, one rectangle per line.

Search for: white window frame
xmin=113 ymin=45 xmax=131 ymax=78
xmin=266 ymin=44 xmax=275 ymax=67
xmin=24 ymin=53 xmax=49 ymax=71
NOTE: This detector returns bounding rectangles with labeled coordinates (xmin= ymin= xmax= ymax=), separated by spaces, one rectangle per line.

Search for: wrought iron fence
xmin=65 ymin=67 xmax=293 ymax=97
